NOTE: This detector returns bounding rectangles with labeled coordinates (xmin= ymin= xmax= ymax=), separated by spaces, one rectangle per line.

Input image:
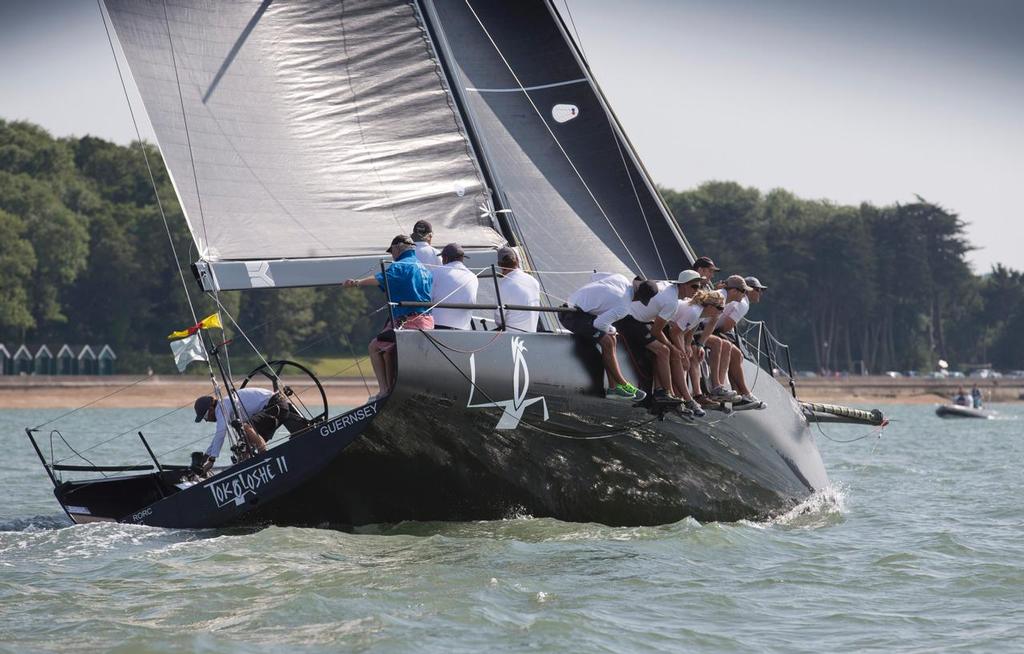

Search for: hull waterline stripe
xmin=465 ymin=77 xmax=587 ymax=93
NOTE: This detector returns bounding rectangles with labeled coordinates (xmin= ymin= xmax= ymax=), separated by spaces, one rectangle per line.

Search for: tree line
xmin=1 ymin=119 xmax=1021 ymax=374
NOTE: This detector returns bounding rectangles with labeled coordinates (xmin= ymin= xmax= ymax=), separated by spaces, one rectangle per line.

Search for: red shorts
xmin=370 ymin=314 xmax=435 ymax=353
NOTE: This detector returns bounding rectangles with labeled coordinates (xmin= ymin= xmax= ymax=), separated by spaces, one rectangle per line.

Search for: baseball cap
xmin=723 ymin=274 xmax=751 ymax=291
xmin=412 ymin=220 xmax=433 ymax=241
xmin=496 ymin=246 xmax=519 ymax=267
xmin=633 ymin=280 xmax=661 ymax=305
xmin=691 ymin=256 xmax=720 ymax=271
xmin=385 ymin=234 xmax=415 ymax=252
xmin=194 ymin=395 xmax=214 ymax=422
xmin=745 ymin=276 xmax=768 ymax=290
xmin=440 ymin=243 xmax=468 ymax=260
xmin=672 ymin=270 xmax=702 ymax=285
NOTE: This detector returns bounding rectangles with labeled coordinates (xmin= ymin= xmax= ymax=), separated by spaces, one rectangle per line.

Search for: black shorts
xmin=615 ymin=316 xmax=656 ymax=347
xmin=558 ymin=309 xmax=604 ymax=343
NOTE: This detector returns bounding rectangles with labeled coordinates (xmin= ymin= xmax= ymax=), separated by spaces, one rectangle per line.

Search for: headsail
xmin=102 ymin=0 xmax=505 ymax=290
xmin=423 ymin=0 xmax=695 ymax=305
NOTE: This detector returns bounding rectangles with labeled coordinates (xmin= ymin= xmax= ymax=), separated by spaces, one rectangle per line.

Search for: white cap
xmin=672 ymin=270 xmax=702 ymax=285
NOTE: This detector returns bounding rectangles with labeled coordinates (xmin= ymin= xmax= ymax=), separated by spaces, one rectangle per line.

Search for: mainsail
xmin=102 ymin=0 xmax=505 ymax=290
xmin=423 ymin=0 xmax=695 ymax=305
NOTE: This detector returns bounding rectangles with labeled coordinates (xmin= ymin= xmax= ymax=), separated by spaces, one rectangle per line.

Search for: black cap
xmin=496 ymin=246 xmax=519 ymax=267
xmin=633 ymin=280 xmax=660 ymax=305
xmin=744 ymin=276 xmax=768 ymax=290
xmin=440 ymin=242 xmax=468 ymax=260
xmin=412 ymin=220 xmax=433 ymax=241
xmin=194 ymin=395 xmax=214 ymax=422
xmin=691 ymin=256 xmax=720 ymax=271
xmin=386 ymin=234 xmax=415 ymax=252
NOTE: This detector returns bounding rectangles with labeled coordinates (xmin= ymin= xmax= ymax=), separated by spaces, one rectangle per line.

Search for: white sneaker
xmin=711 ymin=386 xmax=742 ymax=402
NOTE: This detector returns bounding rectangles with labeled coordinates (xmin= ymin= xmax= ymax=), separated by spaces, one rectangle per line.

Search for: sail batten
xmin=103 ymin=0 xmax=504 ymax=276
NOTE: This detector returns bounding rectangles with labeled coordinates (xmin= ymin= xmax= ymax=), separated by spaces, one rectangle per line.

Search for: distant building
xmin=1 ymin=344 xmax=117 ymax=375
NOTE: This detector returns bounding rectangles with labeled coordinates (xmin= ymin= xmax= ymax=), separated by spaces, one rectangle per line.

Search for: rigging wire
xmin=558 ymin=0 xmax=668 ymax=279
xmin=461 ymin=0 xmax=646 ymax=278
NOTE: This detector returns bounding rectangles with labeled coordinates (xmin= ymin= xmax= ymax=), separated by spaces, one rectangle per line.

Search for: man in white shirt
xmin=596 ymin=271 xmax=697 ymax=405
xmin=412 ymin=219 xmax=442 ymax=268
xmin=430 ymin=243 xmax=479 ymax=330
xmin=708 ymin=275 xmax=762 ymax=407
xmin=669 ymin=289 xmax=725 ymax=415
xmin=495 ymin=247 xmax=540 ymax=333
xmin=193 ymin=387 xmax=310 ymax=471
xmin=561 ymin=272 xmax=646 ymax=401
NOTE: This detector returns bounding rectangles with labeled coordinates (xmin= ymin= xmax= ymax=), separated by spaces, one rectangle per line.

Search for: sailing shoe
xmin=683 ymin=399 xmax=707 ymax=417
xmin=652 ymin=388 xmax=679 ymax=403
xmin=694 ymin=394 xmax=719 ymax=408
xmin=733 ymin=393 xmax=766 ymax=410
xmin=710 ymin=386 xmax=742 ymax=402
xmin=619 ymin=382 xmax=647 ymax=402
xmin=607 ymin=385 xmax=637 ymax=400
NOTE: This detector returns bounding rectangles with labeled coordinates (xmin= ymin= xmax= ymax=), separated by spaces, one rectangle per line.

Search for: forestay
xmin=423 ymin=0 xmax=695 ymax=305
xmin=103 ymin=0 xmax=505 ymax=289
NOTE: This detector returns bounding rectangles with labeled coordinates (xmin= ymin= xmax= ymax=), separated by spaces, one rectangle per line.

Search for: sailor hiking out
xmin=560 ymin=271 xmax=646 ymax=401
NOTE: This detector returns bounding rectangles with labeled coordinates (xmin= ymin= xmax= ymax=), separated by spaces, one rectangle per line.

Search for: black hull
xmin=52 ymin=330 xmax=827 ymax=528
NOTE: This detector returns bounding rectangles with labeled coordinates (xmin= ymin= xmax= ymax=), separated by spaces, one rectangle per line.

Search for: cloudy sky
xmin=1 ymin=0 xmax=1021 ymax=272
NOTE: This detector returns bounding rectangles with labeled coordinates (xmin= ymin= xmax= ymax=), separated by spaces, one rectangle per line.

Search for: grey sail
xmin=102 ymin=0 xmax=505 ymax=289
xmin=423 ymin=0 xmax=695 ymax=306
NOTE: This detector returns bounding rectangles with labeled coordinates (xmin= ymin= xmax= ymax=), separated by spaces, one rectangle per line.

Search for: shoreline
xmin=0 ymin=376 xmax=377 ymax=409
xmin=1 ymin=375 xmax=1020 ymax=409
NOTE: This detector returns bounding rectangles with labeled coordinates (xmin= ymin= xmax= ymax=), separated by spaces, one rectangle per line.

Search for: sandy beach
xmin=0 ymin=376 xmax=377 ymax=410
xmin=1 ymin=375 xmax=1020 ymax=409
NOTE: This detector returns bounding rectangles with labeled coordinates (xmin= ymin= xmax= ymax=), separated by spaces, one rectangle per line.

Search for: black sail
xmin=423 ymin=0 xmax=695 ymax=306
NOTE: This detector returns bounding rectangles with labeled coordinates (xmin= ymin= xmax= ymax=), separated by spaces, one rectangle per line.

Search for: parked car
xmin=884 ymin=371 xmax=902 ymax=378
xmin=1005 ymin=370 xmax=1024 ymax=378
xmin=970 ymin=369 xmax=1003 ymax=379
xmin=949 ymin=371 xmax=965 ymax=378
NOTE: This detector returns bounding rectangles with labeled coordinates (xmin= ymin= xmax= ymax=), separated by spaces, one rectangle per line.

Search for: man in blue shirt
xmin=344 ymin=235 xmax=434 ymax=399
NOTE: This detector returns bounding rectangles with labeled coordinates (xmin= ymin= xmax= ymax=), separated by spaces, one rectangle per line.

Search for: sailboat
xmin=25 ymin=0 xmax=882 ymax=528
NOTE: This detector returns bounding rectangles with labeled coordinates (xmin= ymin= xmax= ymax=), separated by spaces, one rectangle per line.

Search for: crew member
xmin=344 ymin=234 xmax=433 ymax=399
xmin=562 ymin=272 xmax=646 ymax=400
xmin=708 ymin=275 xmax=762 ymax=407
xmin=669 ymin=289 xmax=726 ymax=415
xmin=494 ymin=247 xmax=540 ymax=332
xmin=691 ymin=255 xmax=721 ymax=289
xmin=193 ymin=387 xmax=309 ymax=472
xmin=411 ymin=219 xmax=442 ymax=267
xmin=431 ymin=243 xmax=479 ymax=330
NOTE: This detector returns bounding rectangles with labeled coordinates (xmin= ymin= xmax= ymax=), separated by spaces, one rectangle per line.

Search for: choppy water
xmin=2 ymin=405 xmax=1022 ymax=653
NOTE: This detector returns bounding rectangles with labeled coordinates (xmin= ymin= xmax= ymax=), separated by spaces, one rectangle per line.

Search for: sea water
xmin=1 ymin=405 xmax=1022 ymax=653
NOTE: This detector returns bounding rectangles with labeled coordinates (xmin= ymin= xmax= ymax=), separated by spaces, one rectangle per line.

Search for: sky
xmin=1 ymin=0 xmax=1021 ymax=273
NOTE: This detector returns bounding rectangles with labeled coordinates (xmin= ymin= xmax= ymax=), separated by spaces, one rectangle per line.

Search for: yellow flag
xmin=198 ymin=313 xmax=222 ymax=330
xmin=167 ymin=313 xmax=223 ymax=340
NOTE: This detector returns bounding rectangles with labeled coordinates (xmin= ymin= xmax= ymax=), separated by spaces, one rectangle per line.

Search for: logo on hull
xmin=467 ymin=337 xmax=549 ymax=430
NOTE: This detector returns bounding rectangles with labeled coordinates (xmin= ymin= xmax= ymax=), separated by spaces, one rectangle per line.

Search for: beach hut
xmin=96 ymin=345 xmax=116 ymax=376
xmin=0 ymin=344 xmax=10 ymax=375
xmin=34 ymin=345 xmax=56 ymax=375
xmin=13 ymin=345 xmax=33 ymax=375
xmin=77 ymin=345 xmax=98 ymax=375
xmin=56 ymin=345 xmax=77 ymax=375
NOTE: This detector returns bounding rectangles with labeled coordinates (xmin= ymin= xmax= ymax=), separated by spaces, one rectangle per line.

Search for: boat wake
xmin=0 ymin=514 xmax=72 ymax=532
xmin=757 ymin=482 xmax=847 ymax=529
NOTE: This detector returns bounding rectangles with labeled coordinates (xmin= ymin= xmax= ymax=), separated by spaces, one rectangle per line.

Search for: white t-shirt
xmin=496 ymin=268 xmax=540 ymax=332
xmin=672 ymin=299 xmax=704 ymax=333
xmin=629 ymin=283 xmax=679 ymax=323
xmin=430 ymin=261 xmax=479 ymax=329
xmin=205 ymin=387 xmax=274 ymax=458
xmin=568 ymin=272 xmax=632 ymax=315
xmin=414 ymin=241 xmax=442 ymax=268
xmin=721 ymin=295 xmax=750 ymax=327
